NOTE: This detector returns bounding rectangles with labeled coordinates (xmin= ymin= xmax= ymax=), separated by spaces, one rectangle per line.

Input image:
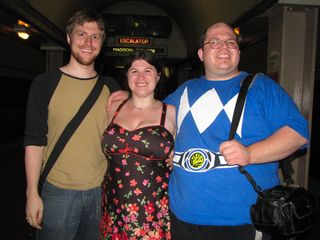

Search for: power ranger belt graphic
xmin=173 ymin=148 xmax=235 ymax=172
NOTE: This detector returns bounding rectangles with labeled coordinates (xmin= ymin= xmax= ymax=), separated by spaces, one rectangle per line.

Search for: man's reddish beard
xmin=71 ymin=49 xmax=98 ymax=66
xmin=69 ymin=41 xmax=100 ymax=66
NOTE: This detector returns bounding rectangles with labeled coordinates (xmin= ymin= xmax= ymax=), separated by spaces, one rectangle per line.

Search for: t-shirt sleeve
xmin=23 ymin=71 xmax=60 ymax=147
xmin=163 ymin=81 xmax=188 ymax=106
xmin=103 ymin=76 xmax=121 ymax=93
xmin=163 ymin=92 xmax=176 ymax=105
xmin=252 ymin=74 xmax=309 ymax=141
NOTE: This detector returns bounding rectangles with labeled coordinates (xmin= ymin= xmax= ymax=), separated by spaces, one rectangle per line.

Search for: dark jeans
xmin=36 ymin=181 xmax=102 ymax=240
xmin=170 ymin=210 xmax=272 ymax=240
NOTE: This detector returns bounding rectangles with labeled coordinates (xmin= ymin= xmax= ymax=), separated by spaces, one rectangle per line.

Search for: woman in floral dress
xmin=100 ymin=50 xmax=175 ymax=240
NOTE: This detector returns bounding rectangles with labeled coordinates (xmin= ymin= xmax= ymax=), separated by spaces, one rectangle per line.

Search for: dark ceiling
xmin=0 ymin=0 xmax=277 ymax=56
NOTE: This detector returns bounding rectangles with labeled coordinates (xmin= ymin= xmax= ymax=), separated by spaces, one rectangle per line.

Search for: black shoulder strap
xmin=227 ymin=73 xmax=264 ymax=195
xmin=280 ymin=148 xmax=306 ymax=185
xmin=110 ymin=98 xmax=129 ymax=123
xmin=38 ymin=76 xmax=104 ymax=191
xmin=160 ymin=103 xmax=167 ymax=126
xmin=228 ymin=73 xmax=254 ymax=140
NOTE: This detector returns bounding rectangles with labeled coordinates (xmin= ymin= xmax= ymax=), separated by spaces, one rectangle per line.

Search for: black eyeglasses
xmin=203 ymin=38 xmax=238 ymax=49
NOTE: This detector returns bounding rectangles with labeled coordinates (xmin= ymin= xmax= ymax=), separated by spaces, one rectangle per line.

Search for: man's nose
xmin=219 ymin=41 xmax=228 ymax=48
xmin=84 ymin=36 xmax=93 ymax=45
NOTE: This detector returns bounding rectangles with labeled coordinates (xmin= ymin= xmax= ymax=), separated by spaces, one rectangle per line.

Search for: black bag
xmin=250 ymin=185 xmax=317 ymax=236
xmin=229 ymin=73 xmax=318 ymax=237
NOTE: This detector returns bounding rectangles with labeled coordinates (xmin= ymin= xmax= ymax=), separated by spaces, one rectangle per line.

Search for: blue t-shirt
xmin=164 ymin=71 xmax=309 ymax=225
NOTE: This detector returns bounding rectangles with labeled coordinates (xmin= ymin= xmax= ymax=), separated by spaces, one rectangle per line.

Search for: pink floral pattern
xmin=100 ymin=105 xmax=174 ymax=240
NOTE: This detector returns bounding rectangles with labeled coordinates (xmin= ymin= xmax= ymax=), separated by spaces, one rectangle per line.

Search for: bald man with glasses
xmin=164 ymin=22 xmax=308 ymax=240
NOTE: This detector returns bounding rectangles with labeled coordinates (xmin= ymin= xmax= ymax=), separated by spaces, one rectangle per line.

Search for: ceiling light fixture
xmin=18 ymin=20 xmax=29 ymax=28
xmin=233 ymin=27 xmax=240 ymax=36
xmin=17 ymin=31 xmax=30 ymax=39
xmin=14 ymin=20 xmax=31 ymax=40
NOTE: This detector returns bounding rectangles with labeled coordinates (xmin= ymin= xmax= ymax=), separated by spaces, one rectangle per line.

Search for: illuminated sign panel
xmin=105 ymin=46 xmax=167 ymax=56
xmin=117 ymin=37 xmax=152 ymax=45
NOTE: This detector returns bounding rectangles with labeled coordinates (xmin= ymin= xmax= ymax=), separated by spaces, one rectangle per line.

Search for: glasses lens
xmin=226 ymin=40 xmax=238 ymax=49
xmin=204 ymin=39 xmax=238 ymax=49
xmin=209 ymin=39 xmax=219 ymax=48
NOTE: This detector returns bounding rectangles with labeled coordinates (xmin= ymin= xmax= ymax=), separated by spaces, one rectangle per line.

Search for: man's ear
xmin=198 ymin=48 xmax=204 ymax=62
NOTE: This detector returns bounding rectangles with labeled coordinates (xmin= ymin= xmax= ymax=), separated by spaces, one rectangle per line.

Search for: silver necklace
xmin=130 ymin=99 xmax=156 ymax=110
